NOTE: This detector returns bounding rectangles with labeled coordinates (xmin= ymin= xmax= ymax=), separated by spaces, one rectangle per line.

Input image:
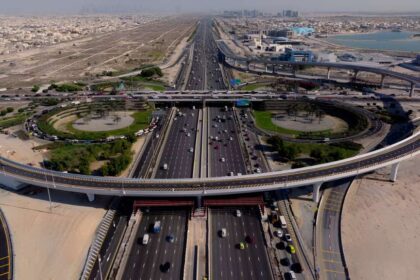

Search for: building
xmin=291 ymin=27 xmax=315 ymax=37
xmin=281 ymin=10 xmax=299 ymax=18
xmin=267 ymin=29 xmax=293 ymax=38
xmin=274 ymin=49 xmax=314 ymax=62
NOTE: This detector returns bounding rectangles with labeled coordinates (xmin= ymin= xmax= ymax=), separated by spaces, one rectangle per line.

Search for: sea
xmin=327 ymin=31 xmax=420 ymax=53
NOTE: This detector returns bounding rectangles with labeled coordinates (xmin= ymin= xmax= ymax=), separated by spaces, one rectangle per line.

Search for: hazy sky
xmin=1 ymin=0 xmax=420 ymax=14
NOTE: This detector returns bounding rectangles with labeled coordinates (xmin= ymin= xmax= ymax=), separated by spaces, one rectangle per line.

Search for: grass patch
xmin=0 ymin=112 xmax=32 ymax=129
xmin=241 ymin=83 xmax=271 ymax=91
xmin=38 ymin=109 xmax=152 ymax=141
xmin=253 ymin=110 xmax=332 ymax=138
xmin=46 ymin=139 xmax=133 ymax=175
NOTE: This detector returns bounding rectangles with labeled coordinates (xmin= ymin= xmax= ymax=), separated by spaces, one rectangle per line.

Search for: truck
xmin=153 ymin=221 xmax=161 ymax=233
xmin=279 ymin=215 xmax=287 ymax=229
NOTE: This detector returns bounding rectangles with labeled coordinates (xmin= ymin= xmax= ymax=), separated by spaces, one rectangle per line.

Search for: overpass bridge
xmin=0 ymin=130 xmax=418 ymax=203
xmin=216 ymin=41 xmax=420 ymax=97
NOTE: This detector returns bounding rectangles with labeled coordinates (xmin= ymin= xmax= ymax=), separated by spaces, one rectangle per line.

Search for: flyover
xmin=216 ymin=41 xmax=420 ymax=97
xmin=0 ymin=130 xmax=418 ymax=202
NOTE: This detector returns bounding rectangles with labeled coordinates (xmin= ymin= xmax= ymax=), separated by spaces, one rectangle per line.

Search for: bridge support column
xmin=313 ymin=182 xmax=323 ymax=203
xmin=265 ymin=64 xmax=268 ymax=73
xmin=246 ymin=61 xmax=250 ymax=71
xmin=272 ymin=65 xmax=276 ymax=74
xmin=410 ymin=83 xmax=415 ymax=97
xmin=86 ymin=193 xmax=95 ymax=202
xmin=292 ymin=66 xmax=297 ymax=78
xmin=380 ymin=75 xmax=386 ymax=88
xmin=196 ymin=195 xmax=202 ymax=208
xmin=390 ymin=162 xmax=400 ymax=182
xmin=352 ymin=70 xmax=359 ymax=82
xmin=327 ymin=68 xmax=331 ymax=79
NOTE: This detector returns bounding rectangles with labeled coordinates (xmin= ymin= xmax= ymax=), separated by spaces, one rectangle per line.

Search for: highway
xmin=0 ymin=209 xmax=11 ymax=280
xmin=208 ymin=106 xmax=247 ymax=177
xmin=155 ymin=107 xmax=199 ymax=179
xmin=122 ymin=209 xmax=188 ymax=280
xmin=316 ymin=180 xmax=350 ymax=280
xmin=210 ymin=207 xmax=273 ymax=280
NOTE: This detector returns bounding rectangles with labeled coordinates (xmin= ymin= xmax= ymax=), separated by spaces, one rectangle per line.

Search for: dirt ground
xmin=0 ymin=188 xmax=109 ymax=280
xmin=0 ymin=132 xmax=45 ymax=167
xmin=0 ymin=16 xmax=196 ymax=88
xmin=342 ymin=156 xmax=420 ymax=280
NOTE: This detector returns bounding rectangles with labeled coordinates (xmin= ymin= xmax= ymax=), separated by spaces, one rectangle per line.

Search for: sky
xmin=1 ymin=0 xmax=420 ymax=14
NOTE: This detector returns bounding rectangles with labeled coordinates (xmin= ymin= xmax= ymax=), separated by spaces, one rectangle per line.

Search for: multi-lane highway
xmin=155 ymin=107 xmax=199 ymax=179
xmin=210 ymin=207 xmax=273 ymax=280
xmin=122 ymin=209 xmax=188 ymax=280
xmin=208 ymin=106 xmax=247 ymax=177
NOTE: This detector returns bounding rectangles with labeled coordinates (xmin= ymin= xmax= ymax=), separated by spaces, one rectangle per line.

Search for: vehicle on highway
xmin=287 ymin=244 xmax=296 ymax=254
xmin=166 ymin=234 xmax=175 ymax=243
xmin=235 ymin=209 xmax=242 ymax=217
xmin=162 ymin=163 xmax=168 ymax=170
xmin=160 ymin=262 xmax=171 ymax=273
xmin=239 ymin=242 xmax=247 ymax=250
xmin=287 ymin=271 xmax=297 ymax=280
xmin=245 ymin=235 xmax=254 ymax=244
xmin=153 ymin=221 xmax=161 ymax=233
xmin=281 ymin=257 xmax=291 ymax=267
xmin=142 ymin=234 xmax=150 ymax=245
xmin=220 ymin=157 xmax=225 ymax=162
xmin=280 ymin=215 xmax=287 ymax=229
xmin=189 ymin=147 xmax=194 ymax=153
xmin=274 ymin=230 xmax=283 ymax=238
xmin=219 ymin=228 xmax=227 ymax=238
xmin=285 ymin=233 xmax=292 ymax=242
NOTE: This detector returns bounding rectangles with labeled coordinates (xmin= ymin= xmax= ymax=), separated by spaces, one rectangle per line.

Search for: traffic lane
xmin=211 ymin=207 xmax=273 ymax=280
xmin=156 ymin=108 xmax=198 ymax=179
xmin=209 ymin=107 xmax=246 ymax=177
xmin=0 ymin=215 xmax=10 ymax=280
xmin=123 ymin=210 xmax=187 ymax=280
xmin=320 ymin=183 xmax=348 ymax=280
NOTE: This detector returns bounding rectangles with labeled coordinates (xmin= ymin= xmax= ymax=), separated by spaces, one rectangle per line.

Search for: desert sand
xmin=342 ymin=155 xmax=420 ymax=280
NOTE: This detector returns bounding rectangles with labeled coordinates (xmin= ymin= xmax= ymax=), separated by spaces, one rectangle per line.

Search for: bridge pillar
xmin=272 ymin=65 xmax=276 ymax=74
xmin=246 ymin=61 xmax=250 ymax=71
xmin=313 ymin=182 xmax=323 ymax=203
xmin=327 ymin=68 xmax=331 ymax=79
xmin=86 ymin=193 xmax=95 ymax=202
xmin=353 ymin=70 xmax=359 ymax=82
xmin=196 ymin=195 xmax=202 ymax=208
xmin=390 ymin=162 xmax=401 ymax=182
xmin=380 ymin=75 xmax=386 ymax=88
xmin=292 ymin=66 xmax=297 ymax=78
xmin=410 ymin=83 xmax=415 ymax=97
xmin=265 ymin=64 xmax=268 ymax=73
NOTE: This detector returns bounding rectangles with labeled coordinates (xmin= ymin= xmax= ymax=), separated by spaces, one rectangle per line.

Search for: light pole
xmin=98 ymin=255 xmax=104 ymax=280
xmin=40 ymin=155 xmax=53 ymax=212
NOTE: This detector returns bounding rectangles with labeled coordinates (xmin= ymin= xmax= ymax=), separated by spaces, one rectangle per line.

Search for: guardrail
xmin=0 ymin=131 xmax=419 ymax=196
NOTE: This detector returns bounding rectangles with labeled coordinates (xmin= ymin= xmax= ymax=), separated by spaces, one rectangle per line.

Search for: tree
xmin=6 ymin=107 xmax=13 ymax=113
xmin=31 ymin=85 xmax=40 ymax=93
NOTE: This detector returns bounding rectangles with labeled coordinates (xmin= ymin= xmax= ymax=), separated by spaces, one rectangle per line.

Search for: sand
xmin=342 ymin=156 xmax=420 ymax=280
xmin=0 ymin=133 xmax=45 ymax=167
xmin=0 ymin=188 xmax=108 ymax=280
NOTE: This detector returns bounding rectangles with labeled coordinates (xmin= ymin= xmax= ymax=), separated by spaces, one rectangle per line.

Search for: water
xmin=327 ymin=31 xmax=420 ymax=52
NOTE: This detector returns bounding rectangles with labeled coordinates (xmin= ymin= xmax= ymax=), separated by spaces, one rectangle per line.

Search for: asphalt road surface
xmin=0 ymin=211 xmax=11 ymax=280
xmin=208 ymin=106 xmax=247 ymax=177
xmin=155 ymin=107 xmax=199 ymax=179
xmin=123 ymin=209 xmax=188 ymax=280
xmin=317 ymin=180 xmax=351 ymax=280
xmin=210 ymin=207 xmax=273 ymax=280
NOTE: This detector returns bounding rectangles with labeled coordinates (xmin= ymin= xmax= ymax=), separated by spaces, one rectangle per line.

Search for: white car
xmin=235 ymin=209 xmax=241 ymax=217
xmin=274 ymin=230 xmax=283 ymax=238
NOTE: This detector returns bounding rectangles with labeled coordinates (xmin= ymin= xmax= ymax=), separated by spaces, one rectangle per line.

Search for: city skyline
xmin=1 ymin=0 xmax=420 ymax=14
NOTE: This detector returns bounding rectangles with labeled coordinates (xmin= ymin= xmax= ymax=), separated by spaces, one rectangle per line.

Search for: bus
xmin=279 ymin=215 xmax=287 ymax=229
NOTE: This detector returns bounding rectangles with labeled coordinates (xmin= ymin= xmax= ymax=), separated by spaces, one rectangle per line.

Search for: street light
xmin=40 ymin=155 xmax=53 ymax=212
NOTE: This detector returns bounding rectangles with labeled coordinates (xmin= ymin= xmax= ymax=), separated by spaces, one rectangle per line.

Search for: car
xmin=274 ymin=230 xmax=283 ymax=238
xmin=280 ymin=258 xmax=291 ymax=267
xmin=245 ymin=235 xmax=254 ymax=244
xmin=214 ymin=145 xmax=219 ymax=150
xmin=285 ymin=233 xmax=292 ymax=242
xmin=166 ymin=234 xmax=175 ymax=243
xmin=235 ymin=209 xmax=241 ymax=217
xmin=220 ymin=157 xmax=226 ymax=162
xmin=287 ymin=245 xmax=296 ymax=254
xmin=286 ymin=271 xmax=297 ymax=280
xmin=219 ymin=228 xmax=227 ymax=238
xmin=239 ymin=242 xmax=246 ymax=250
xmin=142 ymin=234 xmax=150 ymax=245
xmin=160 ymin=262 xmax=171 ymax=273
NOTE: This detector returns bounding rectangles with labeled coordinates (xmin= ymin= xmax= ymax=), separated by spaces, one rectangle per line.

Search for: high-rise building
xmin=281 ymin=10 xmax=299 ymax=18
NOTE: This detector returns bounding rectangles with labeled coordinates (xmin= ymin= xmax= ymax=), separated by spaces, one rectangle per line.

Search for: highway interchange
xmin=1 ymin=16 xmax=420 ymax=280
